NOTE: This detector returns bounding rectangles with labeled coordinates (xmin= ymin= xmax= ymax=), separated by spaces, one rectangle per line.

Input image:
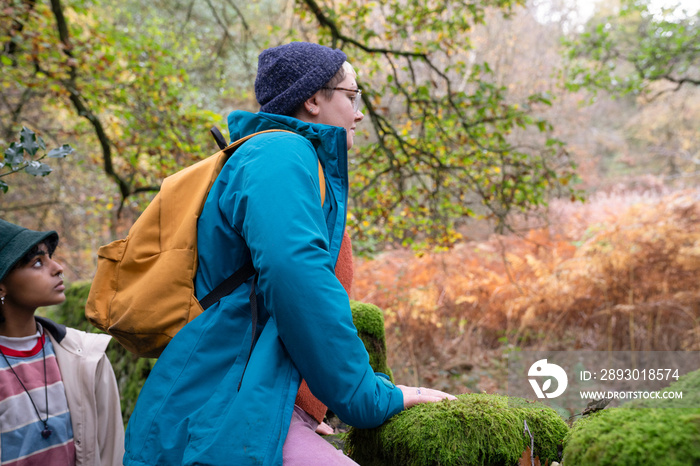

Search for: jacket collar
xmin=227 ymin=111 xmax=346 ymax=167
xmin=35 ymin=316 xmax=67 ymax=343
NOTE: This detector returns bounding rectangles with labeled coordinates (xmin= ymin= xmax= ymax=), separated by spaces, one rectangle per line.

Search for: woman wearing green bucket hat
xmin=0 ymin=219 xmax=124 ymax=465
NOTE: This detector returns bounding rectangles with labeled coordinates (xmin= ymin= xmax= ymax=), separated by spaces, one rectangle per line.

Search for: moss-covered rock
xmin=350 ymin=300 xmax=393 ymax=381
xmin=562 ymin=368 xmax=700 ymax=465
xmin=562 ymin=408 xmax=700 ymax=465
xmin=42 ymin=281 xmax=156 ymax=425
xmin=346 ymin=393 xmax=568 ymax=466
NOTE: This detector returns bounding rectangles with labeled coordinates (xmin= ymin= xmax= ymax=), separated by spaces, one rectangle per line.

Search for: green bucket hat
xmin=0 ymin=219 xmax=59 ymax=283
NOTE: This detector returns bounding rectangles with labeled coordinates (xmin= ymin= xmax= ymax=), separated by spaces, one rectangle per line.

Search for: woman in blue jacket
xmin=124 ymin=41 xmax=454 ymax=466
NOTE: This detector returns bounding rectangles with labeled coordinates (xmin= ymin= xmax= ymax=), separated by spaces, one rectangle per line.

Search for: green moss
xmin=43 ymin=281 xmax=156 ymax=425
xmin=562 ymin=368 xmax=700 ymax=465
xmin=346 ymin=393 xmax=568 ymax=466
xmin=563 ymin=408 xmax=700 ymax=465
xmin=350 ymin=300 xmax=393 ymax=381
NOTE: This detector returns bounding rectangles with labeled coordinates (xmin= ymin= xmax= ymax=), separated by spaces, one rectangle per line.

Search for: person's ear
xmin=303 ymin=95 xmax=320 ymax=116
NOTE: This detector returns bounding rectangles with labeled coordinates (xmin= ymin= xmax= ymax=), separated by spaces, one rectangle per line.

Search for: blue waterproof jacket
xmin=123 ymin=111 xmax=404 ymax=465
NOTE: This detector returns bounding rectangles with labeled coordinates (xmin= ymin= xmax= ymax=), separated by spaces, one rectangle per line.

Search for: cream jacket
xmin=39 ymin=317 xmax=125 ymax=466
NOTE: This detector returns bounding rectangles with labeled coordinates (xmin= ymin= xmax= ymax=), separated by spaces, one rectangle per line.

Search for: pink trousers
xmin=282 ymin=405 xmax=359 ymax=465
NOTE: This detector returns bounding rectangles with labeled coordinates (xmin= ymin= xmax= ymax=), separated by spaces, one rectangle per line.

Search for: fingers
xmin=418 ymin=387 xmax=458 ymax=401
xmin=397 ymin=385 xmax=457 ymax=409
xmin=315 ymin=421 xmax=334 ymax=435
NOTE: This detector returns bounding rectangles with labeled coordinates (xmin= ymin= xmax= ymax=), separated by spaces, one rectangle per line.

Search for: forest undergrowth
xmin=351 ymin=186 xmax=700 ymax=396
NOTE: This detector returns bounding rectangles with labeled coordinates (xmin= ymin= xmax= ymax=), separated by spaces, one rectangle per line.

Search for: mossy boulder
xmin=346 ymin=393 xmax=568 ymax=466
xmin=562 ymin=368 xmax=700 ymax=465
xmin=350 ymin=300 xmax=393 ymax=381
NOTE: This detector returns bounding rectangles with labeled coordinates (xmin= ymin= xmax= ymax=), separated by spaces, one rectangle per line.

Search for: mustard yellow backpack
xmin=85 ymin=129 xmax=325 ymax=357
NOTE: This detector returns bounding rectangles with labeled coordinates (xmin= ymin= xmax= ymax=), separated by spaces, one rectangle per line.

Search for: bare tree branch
xmin=49 ymin=0 xmax=131 ymax=203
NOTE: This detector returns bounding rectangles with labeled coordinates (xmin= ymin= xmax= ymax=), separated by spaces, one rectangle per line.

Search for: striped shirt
xmin=0 ymin=327 xmax=75 ymax=465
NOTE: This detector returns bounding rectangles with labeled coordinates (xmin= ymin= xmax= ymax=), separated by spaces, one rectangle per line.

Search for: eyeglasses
xmin=322 ymin=87 xmax=363 ymax=112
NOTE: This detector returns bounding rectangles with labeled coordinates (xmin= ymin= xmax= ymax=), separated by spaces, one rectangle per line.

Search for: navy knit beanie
xmin=255 ymin=42 xmax=347 ymax=116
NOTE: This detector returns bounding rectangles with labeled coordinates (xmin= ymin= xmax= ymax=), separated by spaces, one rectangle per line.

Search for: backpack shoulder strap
xmin=318 ymin=160 xmax=325 ymax=205
xmin=210 ymin=127 xmax=326 ymax=205
xmin=210 ymin=126 xmax=227 ymax=150
xmin=198 ymin=261 xmax=256 ymax=310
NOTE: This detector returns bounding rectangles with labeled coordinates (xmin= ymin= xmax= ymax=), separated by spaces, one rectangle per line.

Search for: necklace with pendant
xmin=0 ymin=335 xmax=52 ymax=439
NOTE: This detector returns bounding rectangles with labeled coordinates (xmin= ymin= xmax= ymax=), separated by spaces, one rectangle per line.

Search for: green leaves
xmin=297 ymin=0 xmax=580 ymax=252
xmin=3 ymin=143 xmax=25 ymax=166
xmin=340 ymin=37 xmax=579 ymax=251
xmin=48 ymin=145 xmax=74 ymax=158
xmin=25 ymin=161 xmax=53 ymax=177
xmin=2 ymin=0 xmax=582 ymax=254
xmin=562 ymin=0 xmax=700 ymax=98
xmin=0 ymin=127 xmax=73 ymax=194
xmin=20 ymin=126 xmax=45 ymax=156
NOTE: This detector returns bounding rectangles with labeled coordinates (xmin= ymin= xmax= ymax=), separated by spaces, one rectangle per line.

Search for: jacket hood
xmin=227 ymin=111 xmax=347 ymax=163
